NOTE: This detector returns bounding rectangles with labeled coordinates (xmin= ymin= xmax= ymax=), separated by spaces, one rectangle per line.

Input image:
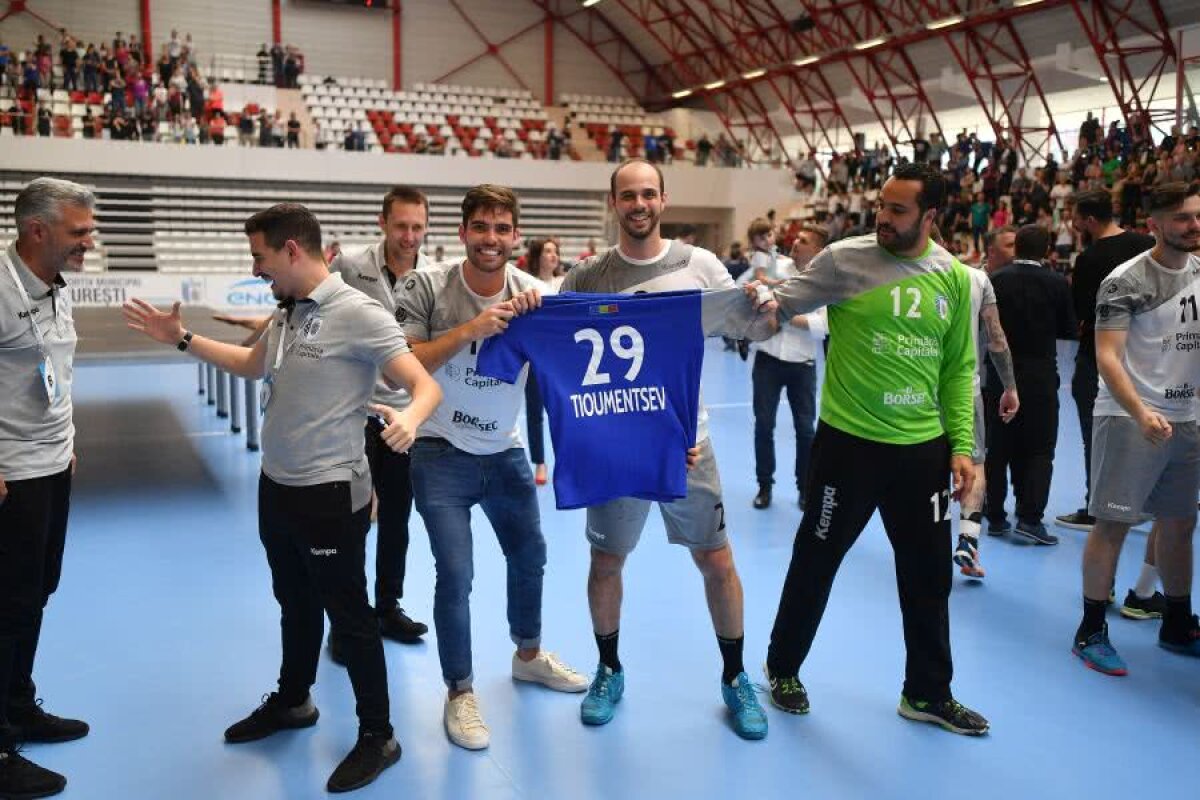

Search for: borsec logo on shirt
xmin=302 ymin=316 xmax=323 ymax=341
xmin=934 ymin=294 xmax=949 ymax=320
xmin=404 ymin=277 xmax=417 ymax=291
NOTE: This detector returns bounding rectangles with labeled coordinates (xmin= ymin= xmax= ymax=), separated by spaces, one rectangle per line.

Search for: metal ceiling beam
xmin=908 ymin=0 xmax=1065 ymax=163
xmin=607 ymin=0 xmax=762 ymax=160
xmin=1069 ymin=0 xmax=1180 ymax=139
xmin=526 ymin=0 xmax=671 ymax=102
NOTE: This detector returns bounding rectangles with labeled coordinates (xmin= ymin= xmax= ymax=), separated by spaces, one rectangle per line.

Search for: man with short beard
xmin=761 ymin=162 xmax=989 ymax=736
xmin=564 ymin=159 xmax=777 ymax=740
xmin=394 ymin=185 xmax=588 ymax=751
xmin=0 ymin=178 xmax=96 ymax=800
xmin=1073 ymin=182 xmax=1200 ymax=675
xmin=1057 ymin=190 xmax=1155 ymax=532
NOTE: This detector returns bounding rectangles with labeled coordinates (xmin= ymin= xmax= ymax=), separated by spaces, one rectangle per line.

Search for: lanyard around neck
xmin=3 ymin=252 xmax=50 ymax=354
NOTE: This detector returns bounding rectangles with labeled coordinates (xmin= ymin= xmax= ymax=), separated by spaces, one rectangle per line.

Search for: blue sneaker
xmin=580 ymin=665 xmax=623 ymax=726
xmin=1072 ymin=625 xmax=1128 ymax=676
xmin=721 ymin=673 xmax=767 ymax=740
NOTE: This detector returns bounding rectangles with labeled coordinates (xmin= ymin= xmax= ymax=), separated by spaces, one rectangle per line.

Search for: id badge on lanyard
xmin=261 ymin=307 xmax=314 ymax=414
xmin=4 ymin=253 xmax=57 ymax=403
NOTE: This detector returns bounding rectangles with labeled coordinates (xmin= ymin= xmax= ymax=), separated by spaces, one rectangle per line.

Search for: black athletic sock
xmin=1161 ymin=594 xmax=1194 ymax=640
xmin=595 ymin=630 xmax=621 ymax=672
xmin=277 ymin=688 xmax=309 ymax=708
xmin=717 ymin=635 xmax=745 ymax=685
xmin=1076 ymin=597 xmax=1108 ymax=644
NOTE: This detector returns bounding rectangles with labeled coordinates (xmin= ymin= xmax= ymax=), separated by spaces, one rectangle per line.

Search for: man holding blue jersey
xmin=562 ymin=159 xmax=777 ymax=740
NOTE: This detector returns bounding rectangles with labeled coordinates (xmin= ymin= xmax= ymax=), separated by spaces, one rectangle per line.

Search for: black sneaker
xmin=1014 ymin=520 xmax=1059 ymax=545
xmin=0 ymin=746 xmax=66 ymax=799
xmin=224 ymin=693 xmax=319 ymax=743
xmin=378 ymin=606 xmax=428 ymax=644
xmin=763 ymin=663 xmax=809 ymax=714
xmin=737 ymin=340 xmax=750 ymax=361
xmin=897 ymin=695 xmax=989 ymax=736
xmin=326 ymin=731 xmax=401 ymax=793
xmin=8 ymin=701 xmax=89 ymax=743
xmin=1119 ymin=589 xmax=1166 ymax=620
xmin=1054 ymin=510 xmax=1095 ymax=531
xmin=985 ymin=518 xmax=1011 ymax=536
xmin=752 ymin=485 xmax=772 ymax=510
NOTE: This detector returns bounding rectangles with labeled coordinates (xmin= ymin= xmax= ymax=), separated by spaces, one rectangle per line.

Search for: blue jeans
xmin=752 ymin=351 xmax=817 ymax=493
xmin=411 ymin=439 xmax=545 ymax=691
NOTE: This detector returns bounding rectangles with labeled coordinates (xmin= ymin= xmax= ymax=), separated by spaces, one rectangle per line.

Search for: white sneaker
xmin=444 ymin=693 xmax=490 ymax=750
xmin=512 ymin=650 xmax=589 ymax=693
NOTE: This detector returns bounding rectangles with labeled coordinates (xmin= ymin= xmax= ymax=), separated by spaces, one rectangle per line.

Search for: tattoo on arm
xmin=988 ymin=347 xmax=1017 ymax=390
xmin=981 ymin=306 xmax=1016 ymax=389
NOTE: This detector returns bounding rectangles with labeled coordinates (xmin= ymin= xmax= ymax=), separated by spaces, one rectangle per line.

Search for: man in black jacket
xmin=986 ymin=225 xmax=1076 ymax=543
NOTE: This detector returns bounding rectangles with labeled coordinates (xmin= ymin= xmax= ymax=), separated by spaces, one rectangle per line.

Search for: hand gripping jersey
xmin=477 ymin=290 xmax=722 ymax=510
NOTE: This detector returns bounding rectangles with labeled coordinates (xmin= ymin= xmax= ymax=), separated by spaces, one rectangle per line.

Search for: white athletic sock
xmin=1133 ymin=562 xmax=1158 ymax=599
xmin=959 ymin=517 xmax=981 ymax=539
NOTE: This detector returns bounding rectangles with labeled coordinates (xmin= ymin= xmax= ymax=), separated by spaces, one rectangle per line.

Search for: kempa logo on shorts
xmin=883 ymin=386 xmax=928 ymax=406
xmin=310 ymin=547 xmax=338 ymax=556
xmin=814 ymin=485 xmax=838 ymax=540
xmin=1106 ymin=502 xmax=1132 ymax=513
xmin=1165 ymin=383 xmax=1195 ymax=400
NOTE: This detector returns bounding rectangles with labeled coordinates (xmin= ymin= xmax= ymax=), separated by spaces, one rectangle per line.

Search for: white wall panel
xmin=280 ymin=0 xmax=391 ymax=83
xmin=3 ymin=1 xmax=668 ymax=108
xmin=0 ymin=0 xmax=136 ymax=53
xmin=149 ymin=0 xmax=271 ymax=63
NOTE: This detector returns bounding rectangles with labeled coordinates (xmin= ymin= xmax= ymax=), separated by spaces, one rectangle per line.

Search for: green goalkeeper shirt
xmin=774 ymin=234 xmax=976 ymax=455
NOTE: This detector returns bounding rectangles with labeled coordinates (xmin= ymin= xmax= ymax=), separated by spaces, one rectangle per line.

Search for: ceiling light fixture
xmin=672 ymin=88 xmax=694 ymax=99
xmin=793 ymin=55 xmax=820 ymax=66
xmin=582 ymin=0 xmax=603 ymax=8
xmin=926 ymin=15 xmax=963 ymax=30
xmin=854 ymin=37 xmax=887 ymax=51
xmin=704 ymin=80 xmax=726 ymax=90
xmin=742 ymin=68 xmax=767 ymax=80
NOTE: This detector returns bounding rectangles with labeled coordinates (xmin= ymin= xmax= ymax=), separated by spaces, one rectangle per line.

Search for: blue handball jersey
xmin=476 ymin=290 xmax=704 ymax=509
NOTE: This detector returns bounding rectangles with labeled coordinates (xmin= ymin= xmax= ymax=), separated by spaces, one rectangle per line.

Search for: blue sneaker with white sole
xmin=580 ymin=665 xmax=624 ymax=726
xmin=721 ymin=673 xmax=767 ymax=740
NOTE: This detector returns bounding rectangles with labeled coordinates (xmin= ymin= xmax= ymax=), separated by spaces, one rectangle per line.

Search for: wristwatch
xmin=177 ymin=330 xmax=194 ymax=351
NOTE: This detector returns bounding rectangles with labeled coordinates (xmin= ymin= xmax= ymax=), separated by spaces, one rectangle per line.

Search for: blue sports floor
xmin=27 ymin=340 xmax=1200 ymax=799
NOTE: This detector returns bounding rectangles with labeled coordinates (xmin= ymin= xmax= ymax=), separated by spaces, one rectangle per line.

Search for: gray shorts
xmin=1089 ymin=415 xmax=1200 ymax=523
xmin=972 ymin=391 xmax=986 ymax=465
xmin=585 ymin=437 xmax=727 ymax=555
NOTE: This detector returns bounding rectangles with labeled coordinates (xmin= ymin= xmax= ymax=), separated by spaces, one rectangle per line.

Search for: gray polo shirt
xmin=0 ymin=244 xmax=77 ymax=481
xmin=329 ymin=241 xmax=430 ymax=410
xmin=394 ymin=260 xmax=541 ymax=454
xmin=261 ymin=272 xmax=410 ymax=510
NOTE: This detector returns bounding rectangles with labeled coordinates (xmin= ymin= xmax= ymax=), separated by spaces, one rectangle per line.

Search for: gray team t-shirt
xmin=0 ymin=244 xmax=77 ymax=481
xmin=260 ymin=272 xmax=411 ymax=509
xmin=1095 ymin=251 xmax=1200 ymax=422
xmin=329 ymin=242 xmax=430 ymax=410
xmin=394 ymin=260 xmax=543 ymax=454
xmin=967 ymin=266 xmax=996 ymax=391
xmin=561 ymin=239 xmax=772 ymax=442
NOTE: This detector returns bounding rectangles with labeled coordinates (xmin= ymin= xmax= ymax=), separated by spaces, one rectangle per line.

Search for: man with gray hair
xmin=0 ymin=176 xmax=96 ymax=799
